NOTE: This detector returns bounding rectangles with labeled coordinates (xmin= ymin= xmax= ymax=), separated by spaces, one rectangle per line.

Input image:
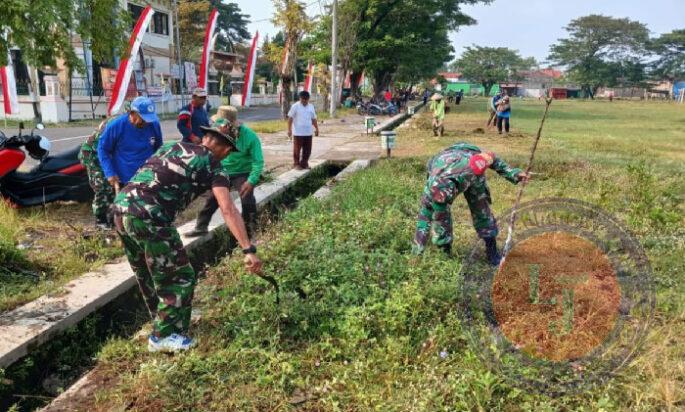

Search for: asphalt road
xmin=1 ymin=105 xmax=282 ymax=157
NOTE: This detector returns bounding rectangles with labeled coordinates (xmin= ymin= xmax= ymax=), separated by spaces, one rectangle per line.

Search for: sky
xmin=236 ymin=0 xmax=683 ymax=64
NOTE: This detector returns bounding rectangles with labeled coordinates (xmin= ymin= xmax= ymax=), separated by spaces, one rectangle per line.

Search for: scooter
xmin=0 ymin=122 xmax=92 ymax=207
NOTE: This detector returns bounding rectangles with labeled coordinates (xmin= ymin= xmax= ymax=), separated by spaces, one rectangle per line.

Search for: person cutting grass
xmin=113 ymin=123 xmax=262 ymax=353
xmin=412 ymin=142 xmax=530 ymax=265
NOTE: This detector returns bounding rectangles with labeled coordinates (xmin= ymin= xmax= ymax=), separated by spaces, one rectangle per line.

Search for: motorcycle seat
xmin=39 ymin=145 xmax=82 ymax=173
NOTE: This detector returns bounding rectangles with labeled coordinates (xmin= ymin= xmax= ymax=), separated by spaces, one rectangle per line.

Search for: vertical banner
xmin=304 ymin=62 xmax=315 ymax=94
xmin=198 ymin=8 xmax=219 ymax=89
xmin=241 ymin=31 xmax=259 ymax=107
xmin=0 ymin=51 xmax=20 ymax=115
xmin=107 ymin=5 xmax=154 ymax=116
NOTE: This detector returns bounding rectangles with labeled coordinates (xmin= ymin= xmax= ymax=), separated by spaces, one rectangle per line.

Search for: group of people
xmin=487 ymin=91 xmax=512 ymax=134
xmin=78 ymin=86 xmax=528 ymax=354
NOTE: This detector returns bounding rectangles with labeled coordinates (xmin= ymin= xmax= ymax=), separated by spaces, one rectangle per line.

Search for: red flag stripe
xmin=199 ymin=8 xmax=219 ymax=89
xmin=241 ymin=32 xmax=259 ymax=107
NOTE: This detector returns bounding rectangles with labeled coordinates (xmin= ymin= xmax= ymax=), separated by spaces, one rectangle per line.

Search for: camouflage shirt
xmin=114 ymin=142 xmax=230 ymax=224
xmin=425 ymin=142 xmax=521 ymax=204
xmin=79 ymin=119 xmax=110 ymax=167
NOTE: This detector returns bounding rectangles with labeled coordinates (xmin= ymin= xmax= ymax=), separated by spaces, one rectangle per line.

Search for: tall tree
xmin=178 ymin=0 xmax=250 ymax=61
xmin=452 ymin=46 xmax=535 ymax=95
xmin=267 ymin=0 xmax=313 ymax=118
xmin=548 ymin=15 xmax=650 ymax=98
xmin=650 ymin=29 xmax=685 ymax=80
xmin=0 ymin=0 xmax=130 ymax=69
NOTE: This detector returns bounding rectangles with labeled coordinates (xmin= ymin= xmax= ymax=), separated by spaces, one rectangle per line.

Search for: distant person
xmin=177 ymin=87 xmax=210 ymax=144
xmin=423 ymin=89 xmax=431 ymax=107
xmin=430 ymin=93 xmax=446 ymax=137
xmin=384 ymin=89 xmax=392 ymax=103
xmin=487 ymin=91 xmax=504 ymax=128
xmin=98 ymin=96 xmax=163 ymax=191
xmin=496 ymin=95 xmax=511 ymax=135
xmin=456 ymin=90 xmax=463 ymax=105
xmin=287 ymin=91 xmax=319 ymax=170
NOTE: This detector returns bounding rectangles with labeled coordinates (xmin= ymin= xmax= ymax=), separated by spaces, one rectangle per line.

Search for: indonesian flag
xmin=304 ymin=62 xmax=315 ymax=94
xmin=241 ymin=31 xmax=259 ymax=107
xmin=199 ymin=8 xmax=219 ymax=89
xmin=0 ymin=51 xmax=20 ymax=115
xmin=107 ymin=5 xmax=154 ymax=116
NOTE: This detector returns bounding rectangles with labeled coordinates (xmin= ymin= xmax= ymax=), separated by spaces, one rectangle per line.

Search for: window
xmin=152 ymin=12 xmax=169 ymax=36
xmin=128 ymin=3 xmax=145 ymax=30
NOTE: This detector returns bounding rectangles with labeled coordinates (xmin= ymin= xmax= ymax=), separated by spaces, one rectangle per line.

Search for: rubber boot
xmin=484 ymin=237 xmax=501 ymax=266
xmin=438 ymin=243 xmax=452 ymax=257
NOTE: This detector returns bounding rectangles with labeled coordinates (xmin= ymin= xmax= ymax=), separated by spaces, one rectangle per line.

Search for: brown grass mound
xmin=492 ymin=232 xmax=620 ymax=361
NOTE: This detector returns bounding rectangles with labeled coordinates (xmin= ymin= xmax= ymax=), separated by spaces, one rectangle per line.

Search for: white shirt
xmin=288 ymin=101 xmax=317 ymax=136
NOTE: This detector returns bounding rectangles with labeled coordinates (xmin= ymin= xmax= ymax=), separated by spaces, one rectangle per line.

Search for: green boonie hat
xmin=200 ymin=122 xmax=238 ymax=149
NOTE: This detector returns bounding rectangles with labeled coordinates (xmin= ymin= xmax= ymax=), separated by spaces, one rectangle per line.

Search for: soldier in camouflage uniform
xmin=412 ymin=142 xmax=529 ymax=264
xmin=79 ymin=119 xmax=114 ymax=228
xmin=113 ymin=122 xmax=262 ymax=352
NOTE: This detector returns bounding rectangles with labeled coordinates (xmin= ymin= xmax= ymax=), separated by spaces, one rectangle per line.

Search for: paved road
xmin=1 ymin=106 xmax=282 ymax=157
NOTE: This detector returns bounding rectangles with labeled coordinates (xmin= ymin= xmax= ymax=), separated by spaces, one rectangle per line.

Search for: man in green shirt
xmin=430 ymin=93 xmax=446 ymax=137
xmin=187 ymin=106 xmax=264 ymax=239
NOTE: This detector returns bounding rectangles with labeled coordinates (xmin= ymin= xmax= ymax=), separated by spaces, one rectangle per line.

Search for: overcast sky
xmin=236 ymin=0 xmax=683 ymax=64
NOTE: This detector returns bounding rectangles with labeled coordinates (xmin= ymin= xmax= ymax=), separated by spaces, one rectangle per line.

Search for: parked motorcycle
xmin=0 ymin=123 xmax=92 ymax=207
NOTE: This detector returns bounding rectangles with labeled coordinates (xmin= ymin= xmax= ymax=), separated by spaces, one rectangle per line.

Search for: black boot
xmin=438 ymin=243 xmax=452 ymax=257
xmin=484 ymin=237 xmax=501 ymax=266
xmin=95 ymin=215 xmax=112 ymax=230
xmin=186 ymin=227 xmax=209 ymax=238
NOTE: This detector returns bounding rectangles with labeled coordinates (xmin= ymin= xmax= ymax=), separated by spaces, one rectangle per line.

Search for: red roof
xmin=521 ymin=69 xmax=563 ymax=79
xmin=438 ymin=72 xmax=462 ymax=80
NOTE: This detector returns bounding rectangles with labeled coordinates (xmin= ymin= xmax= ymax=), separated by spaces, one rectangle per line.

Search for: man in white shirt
xmin=287 ymin=91 xmax=319 ymax=170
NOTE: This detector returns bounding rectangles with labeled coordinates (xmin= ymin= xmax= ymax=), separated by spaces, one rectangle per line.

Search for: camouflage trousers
xmin=413 ymin=178 xmax=498 ymax=254
xmin=85 ymin=163 xmax=114 ymax=221
xmin=115 ymin=214 xmax=196 ymax=338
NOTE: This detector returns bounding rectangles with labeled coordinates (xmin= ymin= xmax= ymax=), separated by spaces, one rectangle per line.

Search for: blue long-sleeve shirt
xmin=97 ymin=114 xmax=163 ymax=183
xmin=177 ymin=103 xmax=210 ymax=143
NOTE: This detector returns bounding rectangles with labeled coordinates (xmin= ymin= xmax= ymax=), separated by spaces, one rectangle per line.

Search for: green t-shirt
xmin=220 ymin=124 xmax=264 ymax=186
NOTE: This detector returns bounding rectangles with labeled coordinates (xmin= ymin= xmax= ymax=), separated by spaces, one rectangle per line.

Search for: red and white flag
xmin=0 ymin=51 xmax=20 ymax=115
xmin=304 ymin=62 xmax=315 ymax=94
xmin=241 ymin=31 xmax=259 ymax=107
xmin=199 ymin=8 xmax=219 ymax=89
xmin=107 ymin=5 xmax=154 ymax=116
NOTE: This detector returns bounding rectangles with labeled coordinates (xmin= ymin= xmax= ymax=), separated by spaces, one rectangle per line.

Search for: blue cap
xmin=130 ymin=96 xmax=159 ymax=123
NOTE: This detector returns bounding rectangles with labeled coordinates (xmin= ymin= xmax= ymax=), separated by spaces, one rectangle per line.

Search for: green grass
xmin=84 ymin=98 xmax=684 ymax=411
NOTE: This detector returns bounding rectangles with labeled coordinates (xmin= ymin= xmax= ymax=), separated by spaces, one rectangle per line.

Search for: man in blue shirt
xmin=98 ymin=96 xmax=163 ymax=190
xmin=177 ymin=87 xmax=210 ymax=144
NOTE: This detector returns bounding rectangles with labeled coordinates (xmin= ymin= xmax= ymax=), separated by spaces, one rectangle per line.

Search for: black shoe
xmin=96 ymin=216 xmax=113 ymax=230
xmin=186 ymin=228 xmax=209 ymax=238
xmin=438 ymin=243 xmax=452 ymax=257
xmin=484 ymin=237 xmax=501 ymax=266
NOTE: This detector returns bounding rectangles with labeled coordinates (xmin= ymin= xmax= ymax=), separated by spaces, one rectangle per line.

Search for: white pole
xmin=329 ymin=0 xmax=338 ymax=117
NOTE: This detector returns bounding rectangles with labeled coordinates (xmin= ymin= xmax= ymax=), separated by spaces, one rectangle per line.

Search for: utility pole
xmin=172 ymin=0 xmax=185 ymax=106
xmin=329 ymin=0 xmax=338 ymax=117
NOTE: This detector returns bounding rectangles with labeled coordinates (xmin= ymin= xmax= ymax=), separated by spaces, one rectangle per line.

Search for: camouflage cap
xmin=200 ymin=120 xmax=238 ymax=149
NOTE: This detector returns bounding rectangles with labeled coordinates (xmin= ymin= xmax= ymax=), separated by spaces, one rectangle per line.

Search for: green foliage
xmin=453 ymin=46 xmax=536 ymax=95
xmin=548 ymin=15 xmax=650 ymax=97
xmin=650 ymin=29 xmax=685 ymax=80
xmin=177 ymin=0 xmax=250 ymax=60
xmin=0 ymin=0 xmax=130 ymax=70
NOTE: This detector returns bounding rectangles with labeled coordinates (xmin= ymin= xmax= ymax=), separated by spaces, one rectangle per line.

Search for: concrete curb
xmin=371 ymin=102 xmax=426 ymax=134
xmin=312 ymin=159 xmax=377 ymax=200
xmin=0 ymin=160 xmax=327 ymax=369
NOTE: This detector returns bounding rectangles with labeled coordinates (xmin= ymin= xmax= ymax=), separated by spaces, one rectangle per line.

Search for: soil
xmin=491 ymin=232 xmax=621 ymax=361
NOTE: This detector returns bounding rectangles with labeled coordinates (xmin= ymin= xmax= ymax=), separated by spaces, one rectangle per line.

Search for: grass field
xmin=53 ymin=97 xmax=684 ymax=411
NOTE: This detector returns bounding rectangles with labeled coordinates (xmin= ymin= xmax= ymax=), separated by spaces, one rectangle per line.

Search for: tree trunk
xmin=349 ymin=71 xmax=362 ymax=97
xmin=483 ymin=81 xmax=493 ymax=97
xmin=372 ymin=71 xmax=391 ymax=100
xmin=280 ymin=76 xmax=292 ymax=119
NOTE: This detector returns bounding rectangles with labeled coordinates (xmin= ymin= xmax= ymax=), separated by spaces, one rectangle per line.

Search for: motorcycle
xmin=0 ymin=122 xmax=92 ymax=207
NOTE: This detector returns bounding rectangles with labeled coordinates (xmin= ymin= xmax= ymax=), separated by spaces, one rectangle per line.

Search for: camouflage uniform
xmin=79 ymin=120 xmax=114 ymax=222
xmin=412 ymin=142 xmax=521 ymax=254
xmin=113 ymin=142 xmax=231 ymax=338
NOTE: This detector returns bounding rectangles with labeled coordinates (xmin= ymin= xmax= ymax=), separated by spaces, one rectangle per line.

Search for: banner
xmin=0 ymin=51 xmax=20 ymax=115
xmin=304 ymin=62 xmax=315 ymax=94
xmin=185 ymin=62 xmax=198 ymax=90
xmin=107 ymin=5 xmax=154 ymax=116
xmin=241 ymin=31 xmax=259 ymax=107
xmin=199 ymin=8 xmax=219 ymax=89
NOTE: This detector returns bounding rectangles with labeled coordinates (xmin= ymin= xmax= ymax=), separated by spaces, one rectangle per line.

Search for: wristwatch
xmin=242 ymin=245 xmax=257 ymax=255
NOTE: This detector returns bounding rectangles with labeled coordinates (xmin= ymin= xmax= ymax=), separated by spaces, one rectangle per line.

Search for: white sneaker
xmin=148 ymin=333 xmax=196 ymax=353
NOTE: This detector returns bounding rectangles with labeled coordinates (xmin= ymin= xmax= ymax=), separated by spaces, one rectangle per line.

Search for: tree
xmin=651 ymin=29 xmax=685 ymax=80
xmin=178 ymin=0 xmax=250 ymax=61
xmin=453 ymin=46 xmax=535 ymax=95
xmin=0 ymin=0 xmax=130 ymax=69
xmin=268 ymin=0 xmax=313 ymax=118
xmin=548 ymin=15 xmax=650 ymax=98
